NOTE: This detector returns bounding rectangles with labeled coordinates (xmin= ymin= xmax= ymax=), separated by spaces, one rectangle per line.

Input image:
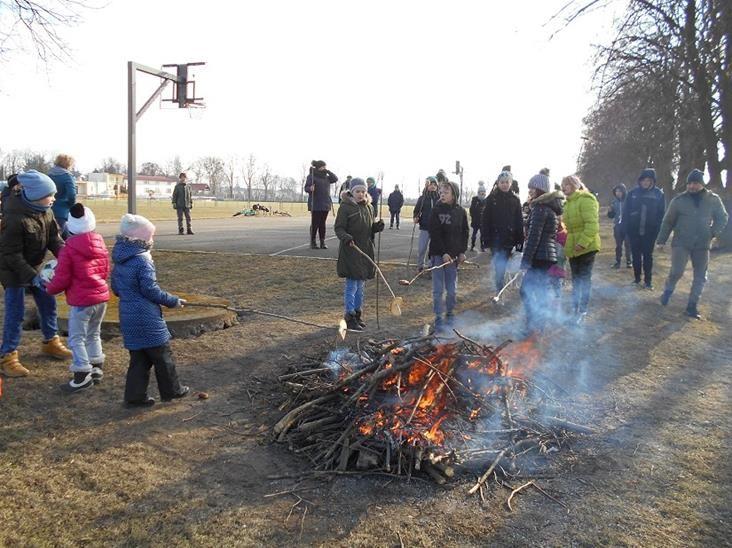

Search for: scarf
xmin=21 ymin=190 xmax=51 ymax=213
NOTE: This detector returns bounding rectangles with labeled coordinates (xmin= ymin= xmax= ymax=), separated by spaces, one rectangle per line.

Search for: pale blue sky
xmin=0 ymin=0 xmax=620 ymax=197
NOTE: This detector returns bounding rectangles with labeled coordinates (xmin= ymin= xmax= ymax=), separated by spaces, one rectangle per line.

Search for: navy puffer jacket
xmin=111 ymin=237 xmax=180 ymax=350
xmin=48 ymin=165 xmax=77 ymax=222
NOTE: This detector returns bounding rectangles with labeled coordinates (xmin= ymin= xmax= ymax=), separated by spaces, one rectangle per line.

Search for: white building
xmin=83 ymin=173 xmax=178 ymax=199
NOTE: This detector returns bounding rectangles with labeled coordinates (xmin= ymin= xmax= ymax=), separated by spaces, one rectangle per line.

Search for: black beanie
xmin=70 ymin=202 xmax=85 ymax=218
xmin=311 ymin=160 xmax=326 ymax=169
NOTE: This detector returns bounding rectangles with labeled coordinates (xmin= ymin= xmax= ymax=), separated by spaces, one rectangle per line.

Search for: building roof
xmin=122 ymin=174 xmax=178 ymax=182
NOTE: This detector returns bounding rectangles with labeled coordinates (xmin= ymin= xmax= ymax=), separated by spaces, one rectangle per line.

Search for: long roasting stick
xmin=492 ymin=271 xmax=521 ymax=303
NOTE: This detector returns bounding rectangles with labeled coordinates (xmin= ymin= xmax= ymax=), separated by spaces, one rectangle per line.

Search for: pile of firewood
xmin=274 ymin=333 xmax=595 ymax=492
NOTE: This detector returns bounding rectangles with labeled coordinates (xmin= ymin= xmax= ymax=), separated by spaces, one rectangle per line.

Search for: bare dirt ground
xmin=0 ymin=224 xmax=730 ymax=546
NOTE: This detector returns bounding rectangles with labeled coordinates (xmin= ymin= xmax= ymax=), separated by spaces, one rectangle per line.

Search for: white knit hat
xmin=119 ymin=213 xmax=156 ymax=242
xmin=66 ymin=203 xmax=97 ymax=235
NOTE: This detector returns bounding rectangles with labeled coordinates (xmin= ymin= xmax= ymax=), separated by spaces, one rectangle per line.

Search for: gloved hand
xmin=176 ymin=298 xmax=187 ymax=308
xmin=31 ymin=275 xmax=45 ymax=289
xmin=373 ymin=220 xmax=385 ymax=233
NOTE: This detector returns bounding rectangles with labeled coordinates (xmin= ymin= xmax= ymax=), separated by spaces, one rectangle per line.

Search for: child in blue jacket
xmin=111 ymin=214 xmax=189 ymax=407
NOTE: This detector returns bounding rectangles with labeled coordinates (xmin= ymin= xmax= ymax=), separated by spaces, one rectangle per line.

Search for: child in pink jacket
xmin=46 ymin=204 xmax=110 ymax=392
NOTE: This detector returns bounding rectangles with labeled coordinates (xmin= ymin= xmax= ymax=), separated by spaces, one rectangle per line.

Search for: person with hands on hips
xmin=305 ymin=160 xmax=338 ymax=250
xmin=428 ymin=179 xmax=469 ymax=333
xmin=334 ymin=178 xmax=384 ymax=332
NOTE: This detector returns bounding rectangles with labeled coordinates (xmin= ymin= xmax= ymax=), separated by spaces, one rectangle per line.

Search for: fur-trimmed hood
xmin=339 ymin=190 xmax=373 ymax=206
xmin=531 ymin=189 xmax=565 ymax=215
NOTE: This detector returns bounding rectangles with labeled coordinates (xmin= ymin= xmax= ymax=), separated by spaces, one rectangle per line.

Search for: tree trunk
xmin=714 ymin=0 xmax=732 ymax=195
xmin=676 ymin=85 xmax=706 ymax=190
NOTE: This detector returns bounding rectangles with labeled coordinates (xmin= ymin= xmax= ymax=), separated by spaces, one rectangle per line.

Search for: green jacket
xmin=0 ymin=193 xmax=64 ymax=288
xmin=656 ymin=189 xmax=728 ymax=250
xmin=172 ymin=182 xmax=193 ymax=210
xmin=334 ymin=192 xmax=377 ymax=280
xmin=563 ymin=190 xmax=601 ymax=259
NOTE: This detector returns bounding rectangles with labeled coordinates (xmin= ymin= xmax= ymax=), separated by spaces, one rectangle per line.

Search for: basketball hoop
xmin=184 ymin=102 xmax=206 ymax=120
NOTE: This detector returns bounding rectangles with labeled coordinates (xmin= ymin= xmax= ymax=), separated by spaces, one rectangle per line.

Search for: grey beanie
xmin=686 ymin=169 xmax=705 ymax=184
xmin=349 ymin=177 xmax=367 ymax=192
xmin=528 ymin=174 xmax=551 ymax=194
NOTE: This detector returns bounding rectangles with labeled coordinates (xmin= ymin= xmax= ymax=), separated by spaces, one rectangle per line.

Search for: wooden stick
xmin=492 ymin=271 xmax=521 ymax=303
xmin=506 ymin=480 xmax=534 ymax=511
xmin=468 ymin=447 xmax=510 ymax=494
xmin=350 ymin=244 xmax=397 ymax=299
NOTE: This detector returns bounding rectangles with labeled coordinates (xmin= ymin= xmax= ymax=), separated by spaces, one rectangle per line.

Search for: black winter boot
xmin=345 ymin=313 xmax=363 ymax=332
xmin=320 ymin=239 xmax=328 ymax=249
xmin=685 ymin=301 xmax=701 ymax=319
xmin=310 ymin=239 xmax=318 ymax=250
xmin=354 ymin=309 xmax=366 ymax=329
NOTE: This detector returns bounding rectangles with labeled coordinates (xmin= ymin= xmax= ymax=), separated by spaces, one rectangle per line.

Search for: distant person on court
xmin=172 ymin=173 xmax=194 ymax=235
xmin=468 ymin=181 xmax=487 ymax=251
xmin=46 ymin=204 xmax=110 ymax=393
xmin=367 ymin=177 xmax=381 ymax=217
xmin=624 ymin=168 xmax=665 ymax=289
xmin=47 ymin=154 xmax=77 ymax=238
xmin=657 ymin=169 xmax=728 ymax=319
xmin=0 ymin=170 xmax=71 ymax=378
xmin=304 ymin=160 xmax=338 ymax=249
xmin=387 ymin=184 xmax=404 ymax=229
xmin=111 ymin=214 xmax=189 ymax=407
xmin=338 ymin=176 xmax=352 ymax=203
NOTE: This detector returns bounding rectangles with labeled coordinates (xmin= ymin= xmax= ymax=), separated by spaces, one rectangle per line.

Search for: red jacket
xmin=46 ymin=232 xmax=110 ymax=306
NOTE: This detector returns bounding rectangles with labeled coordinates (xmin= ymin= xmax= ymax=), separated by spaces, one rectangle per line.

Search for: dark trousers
xmin=470 ymin=227 xmax=483 ymax=250
xmin=613 ymin=224 xmax=630 ymax=264
xmin=390 ymin=211 xmax=400 ymax=228
xmin=629 ymin=233 xmax=656 ymax=284
xmin=310 ymin=210 xmax=329 ymax=242
xmin=124 ymin=343 xmax=183 ymax=402
xmin=569 ymin=251 xmax=597 ymax=313
xmin=520 ymin=261 xmax=553 ymax=334
xmin=176 ymin=208 xmax=192 ymax=232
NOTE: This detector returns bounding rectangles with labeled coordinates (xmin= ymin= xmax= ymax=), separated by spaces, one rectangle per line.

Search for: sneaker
xmin=319 ymin=241 xmax=328 ymax=249
xmin=470 ymin=246 xmax=475 ymax=252
xmin=126 ymin=397 xmax=155 ymax=408
xmin=62 ymin=371 xmax=93 ymax=393
xmin=660 ymin=290 xmax=672 ymax=306
xmin=0 ymin=351 xmax=29 ymax=377
xmin=91 ymin=364 xmax=104 ymax=384
xmin=575 ymin=312 xmax=588 ymax=326
xmin=41 ymin=336 xmax=72 ymax=360
xmin=612 ymin=262 xmax=620 ymax=269
xmin=626 ymin=262 xmax=632 ymax=268
xmin=644 ymin=282 xmax=654 ymax=290
xmin=162 ymin=386 xmax=190 ymax=402
xmin=310 ymin=241 xmax=318 ymax=250
xmin=389 ymin=226 xmax=393 ymax=230
xmin=685 ymin=302 xmax=701 ymax=320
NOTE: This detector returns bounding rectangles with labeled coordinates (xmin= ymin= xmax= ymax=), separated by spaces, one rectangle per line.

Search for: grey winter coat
xmin=172 ymin=182 xmax=193 ymax=210
xmin=656 ymin=189 xmax=729 ymax=250
xmin=334 ymin=191 xmax=379 ymax=280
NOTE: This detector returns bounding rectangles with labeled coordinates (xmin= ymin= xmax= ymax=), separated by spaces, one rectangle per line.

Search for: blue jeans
xmin=416 ymin=229 xmax=430 ymax=269
xmin=1 ymin=286 xmax=58 ymax=355
xmin=431 ymin=256 xmax=458 ymax=321
xmin=68 ymin=303 xmax=107 ymax=372
xmin=492 ymin=248 xmax=510 ymax=292
xmin=344 ymin=278 xmax=365 ymax=314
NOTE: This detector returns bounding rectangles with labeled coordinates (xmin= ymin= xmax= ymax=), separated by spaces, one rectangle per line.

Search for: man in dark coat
xmin=657 ymin=169 xmax=729 ymax=318
xmin=338 ymin=176 xmax=352 ymax=204
xmin=624 ymin=168 xmax=666 ymax=288
xmin=608 ymin=183 xmax=630 ymax=268
xmin=469 ymin=182 xmax=487 ymax=251
xmin=305 ymin=160 xmax=338 ymax=249
xmin=387 ymin=185 xmax=404 ymax=229
xmin=367 ymin=177 xmax=381 ymax=217
xmin=482 ymin=171 xmax=524 ymax=291
xmin=172 ymin=173 xmax=194 ymax=235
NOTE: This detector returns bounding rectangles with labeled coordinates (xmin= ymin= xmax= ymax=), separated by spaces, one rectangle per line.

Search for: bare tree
xmin=198 ymin=156 xmax=225 ymax=196
xmin=240 ymin=153 xmax=256 ymax=203
xmin=0 ymin=0 xmax=94 ymax=63
xmin=23 ymin=152 xmax=50 ymax=172
xmin=139 ymin=162 xmax=165 ymax=176
xmin=98 ymin=157 xmax=124 ymax=174
xmin=165 ymin=155 xmax=184 ymax=177
xmin=259 ymin=163 xmax=273 ymax=202
xmin=223 ymin=156 xmax=237 ymax=199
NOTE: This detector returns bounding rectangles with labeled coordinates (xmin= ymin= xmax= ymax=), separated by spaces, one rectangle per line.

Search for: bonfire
xmin=274 ymin=332 xmax=593 ymax=498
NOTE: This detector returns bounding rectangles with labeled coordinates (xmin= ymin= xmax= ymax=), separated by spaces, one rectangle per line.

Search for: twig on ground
xmin=506 ymin=480 xmax=534 ymax=511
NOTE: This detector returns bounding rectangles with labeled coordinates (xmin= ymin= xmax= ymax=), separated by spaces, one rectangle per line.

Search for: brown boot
xmin=1 ymin=351 xmax=29 ymax=377
xmin=41 ymin=336 xmax=72 ymax=360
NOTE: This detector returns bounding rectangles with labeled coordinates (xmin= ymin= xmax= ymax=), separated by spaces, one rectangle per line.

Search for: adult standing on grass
xmin=608 ymin=184 xmax=631 ymax=269
xmin=387 ymin=184 xmax=404 ymax=229
xmin=334 ymin=178 xmax=385 ymax=331
xmin=561 ymin=175 xmax=600 ymax=325
xmin=520 ymin=174 xmax=563 ymax=336
xmin=624 ymin=168 xmax=665 ymax=289
xmin=305 ymin=160 xmax=338 ymax=250
xmin=172 ymin=173 xmax=194 ymax=235
xmin=48 ymin=154 xmax=77 ymax=238
xmin=414 ymin=177 xmax=439 ymax=272
xmin=481 ymin=171 xmax=524 ymax=292
xmin=657 ymin=169 xmax=728 ymax=319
